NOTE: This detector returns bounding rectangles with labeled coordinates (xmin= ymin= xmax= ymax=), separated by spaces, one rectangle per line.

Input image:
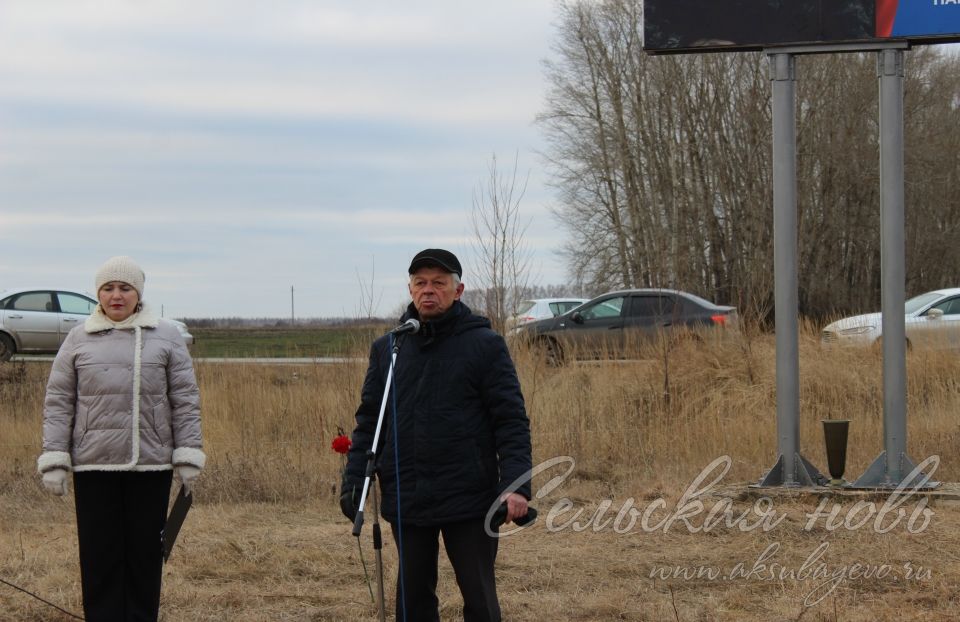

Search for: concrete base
xmin=755 ymin=453 xmax=829 ymax=488
xmin=716 ymin=482 xmax=959 ymax=506
xmin=851 ymin=451 xmax=940 ymax=489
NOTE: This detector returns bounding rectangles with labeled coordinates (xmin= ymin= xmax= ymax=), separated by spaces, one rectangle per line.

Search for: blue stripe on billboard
xmin=892 ymin=1 xmax=960 ymax=37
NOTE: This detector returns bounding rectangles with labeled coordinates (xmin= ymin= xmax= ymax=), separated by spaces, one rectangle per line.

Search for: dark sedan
xmin=511 ymin=288 xmax=738 ymax=363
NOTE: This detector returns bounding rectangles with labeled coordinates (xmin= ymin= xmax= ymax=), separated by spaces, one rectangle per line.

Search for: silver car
xmin=821 ymin=288 xmax=960 ymax=350
xmin=0 ymin=287 xmax=194 ymax=361
xmin=506 ymin=298 xmax=589 ymax=331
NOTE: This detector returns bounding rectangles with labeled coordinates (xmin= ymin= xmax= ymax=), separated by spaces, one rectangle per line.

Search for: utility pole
xmin=291 ymin=286 xmax=295 ymax=326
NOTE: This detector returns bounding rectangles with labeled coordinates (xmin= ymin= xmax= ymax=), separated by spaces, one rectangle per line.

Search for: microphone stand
xmin=352 ymin=333 xmax=408 ymax=622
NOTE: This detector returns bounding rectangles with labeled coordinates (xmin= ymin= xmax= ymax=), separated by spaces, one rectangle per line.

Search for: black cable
xmin=0 ymin=576 xmax=84 ymax=620
xmin=356 ymin=532 xmax=375 ymax=604
xmin=389 ymin=336 xmax=407 ymax=622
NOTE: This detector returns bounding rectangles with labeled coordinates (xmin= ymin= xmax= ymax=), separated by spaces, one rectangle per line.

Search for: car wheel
xmin=538 ymin=337 xmax=564 ymax=367
xmin=0 ymin=333 xmax=15 ymax=362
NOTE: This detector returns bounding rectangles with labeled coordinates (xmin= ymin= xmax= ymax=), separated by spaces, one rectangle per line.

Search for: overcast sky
xmin=0 ymin=0 xmax=565 ymax=319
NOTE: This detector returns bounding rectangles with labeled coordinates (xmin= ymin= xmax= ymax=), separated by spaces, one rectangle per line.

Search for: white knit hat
xmin=95 ymin=256 xmax=145 ymax=297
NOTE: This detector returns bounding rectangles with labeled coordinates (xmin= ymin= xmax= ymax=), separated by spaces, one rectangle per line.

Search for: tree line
xmin=538 ymin=0 xmax=960 ymax=322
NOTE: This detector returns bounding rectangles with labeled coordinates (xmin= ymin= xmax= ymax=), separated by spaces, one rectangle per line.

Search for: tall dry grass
xmin=3 ymin=326 xmax=960 ymax=504
xmin=519 ymin=327 xmax=960 ymax=489
xmin=3 ymin=328 xmax=960 ymax=621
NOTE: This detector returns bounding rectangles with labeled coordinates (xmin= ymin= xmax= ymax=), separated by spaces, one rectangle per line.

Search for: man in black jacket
xmin=341 ymin=248 xmax=532 ymax=622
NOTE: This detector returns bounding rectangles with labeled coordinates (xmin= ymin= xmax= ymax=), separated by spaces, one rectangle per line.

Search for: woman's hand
xmin=175 ymin=465 xmax=201 ymax=493
xmin=42 ymin=469 xmax=69 ymax=496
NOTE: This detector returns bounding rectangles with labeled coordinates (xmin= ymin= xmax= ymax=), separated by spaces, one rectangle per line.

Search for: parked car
xmin=507 ymin=297 xmax=589 ymax=330
xmin=0 ymin=287 xmax=194 ymax=361
xmin=821 ymin=288 xmax=960 ymax=350
xmin=512 ymin=288 xmax=738 ymax=363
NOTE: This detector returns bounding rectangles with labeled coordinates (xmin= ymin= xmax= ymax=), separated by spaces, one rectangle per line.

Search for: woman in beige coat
xmin=37 ymin=256 xmax=205 ymax=622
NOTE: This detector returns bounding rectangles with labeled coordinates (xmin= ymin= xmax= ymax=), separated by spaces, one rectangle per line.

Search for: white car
xmin=0 ymin=287 xmax=194 ymax=361
xmin=821 ymin=288 xmax=960 ymax=350
xmin=507 ymin=297 xmax=589 ymax=331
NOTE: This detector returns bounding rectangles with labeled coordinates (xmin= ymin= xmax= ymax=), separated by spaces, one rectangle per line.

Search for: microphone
xmin=389 ymin=318 xmax=420 ymax=335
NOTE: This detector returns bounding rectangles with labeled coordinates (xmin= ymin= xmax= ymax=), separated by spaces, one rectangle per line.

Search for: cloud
xmin=0 ymin=0 xmax=568 ymax=317
xmin=0 ymin=1 xmax=550 ymax=124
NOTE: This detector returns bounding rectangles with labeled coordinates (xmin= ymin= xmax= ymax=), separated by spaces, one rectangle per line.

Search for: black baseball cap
xmin=408 ymin=248 xmax=462 ymax=278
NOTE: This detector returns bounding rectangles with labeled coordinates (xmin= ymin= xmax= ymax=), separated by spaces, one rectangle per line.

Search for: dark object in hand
xmin=162 ymin=486 xmax=193 ymax=563
xmin=490 ymin=503 xmax=538 ymax=528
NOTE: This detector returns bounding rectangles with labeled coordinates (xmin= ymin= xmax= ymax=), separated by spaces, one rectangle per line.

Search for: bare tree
xmin=540 ymin=0 xmax=960 ymax=322
xmin=469 ymin=153 xmax=534 ymax=334
xmin=355 ymin=256 xmax=384 ymax=321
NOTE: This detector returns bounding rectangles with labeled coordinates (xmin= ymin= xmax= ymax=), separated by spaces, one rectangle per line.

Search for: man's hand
xmin=501 ymin=492 xmax=529 ymax=524
xmin=340 ymin=478 xmax=362 ymax=522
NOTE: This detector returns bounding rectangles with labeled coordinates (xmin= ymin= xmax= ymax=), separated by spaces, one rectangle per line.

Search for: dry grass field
xmin=2 ymin=328 xmax=960 ymax=621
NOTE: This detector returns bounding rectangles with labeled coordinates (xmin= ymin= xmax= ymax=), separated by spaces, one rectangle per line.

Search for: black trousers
xmin=391 ymin=519 xmax=501 ymax=622
xmin=73 ymin=470 xmax=173 ymax=622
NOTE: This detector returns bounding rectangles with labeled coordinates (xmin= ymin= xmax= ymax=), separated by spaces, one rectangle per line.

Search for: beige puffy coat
xmin=37 ymin=305 xmax=205 ymax=474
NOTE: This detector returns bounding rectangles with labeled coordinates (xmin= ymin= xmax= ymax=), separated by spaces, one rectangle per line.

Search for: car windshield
xmin=57 ymin=292 xmax=96 ymax=314
xmin=905 ymin=292 xmax=942 ymax=314
xmin=581 ymin=297 xmax=625 ymax=320
xmin=552 ymin=301 xmax=584 ymax=315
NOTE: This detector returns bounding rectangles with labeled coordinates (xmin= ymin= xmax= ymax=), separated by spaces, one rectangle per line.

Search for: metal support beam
xmin=757 ymin=53 xmax=825 ymax=488
xmin=853 ymin=48 xmax=936 ymax=489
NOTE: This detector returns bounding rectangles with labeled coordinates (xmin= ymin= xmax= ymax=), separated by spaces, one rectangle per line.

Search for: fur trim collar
xmin=85 ymin=303 xmax=159 ymax=333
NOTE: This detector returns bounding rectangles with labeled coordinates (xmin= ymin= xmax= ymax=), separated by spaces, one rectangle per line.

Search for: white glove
xmin=42 ymin=469 xmax=69 ymax=496
xmin=175 ymin=465 xmax=201 ymax=493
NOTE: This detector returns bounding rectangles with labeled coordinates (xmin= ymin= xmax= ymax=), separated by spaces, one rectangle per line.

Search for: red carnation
xmin=332 ymin=434 xmax=352 ymax=454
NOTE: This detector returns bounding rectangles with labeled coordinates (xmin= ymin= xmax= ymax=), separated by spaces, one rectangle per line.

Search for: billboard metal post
xmin=757 ymin=53 xmax=825 ymax=488
xmin=853 ymin=48 xmax=936 ymax=489
xmin=643 ymin=0 xmax=957 ymax=489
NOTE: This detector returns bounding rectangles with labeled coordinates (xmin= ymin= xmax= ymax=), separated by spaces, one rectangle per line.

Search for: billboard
xmin=644 ymin=1 xmax=960 ymax=53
